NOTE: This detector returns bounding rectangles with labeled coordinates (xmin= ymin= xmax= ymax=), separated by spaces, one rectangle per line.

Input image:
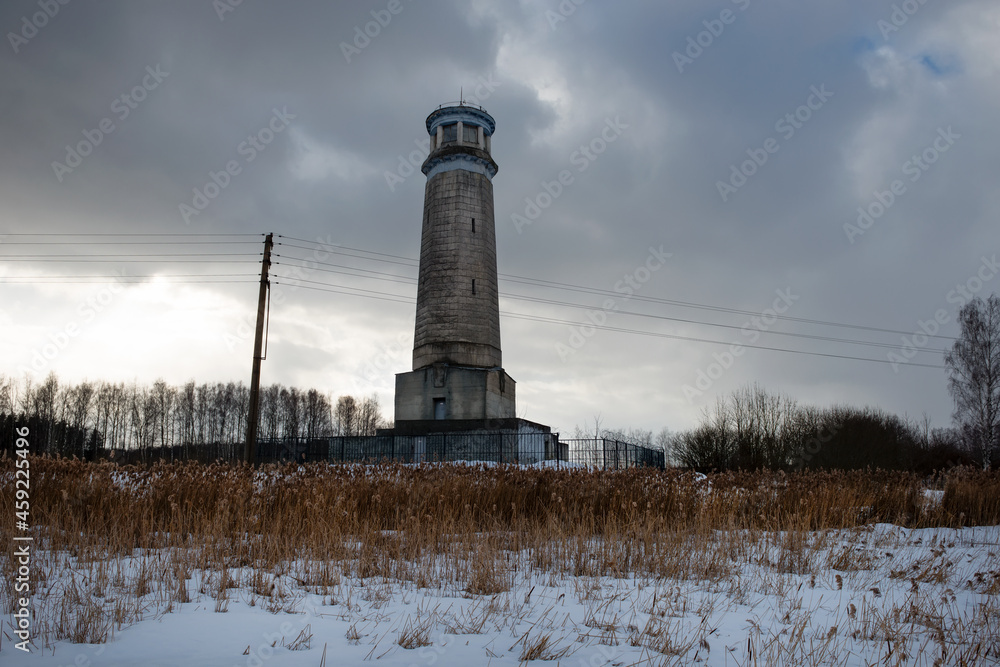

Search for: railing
xmin=561 ymin=439 xmax=666 ymax=470
xmin=96 ymin=435 xmax=665 ymax=470
xmin=274 ymin=431 xmax=561 ymax=466
xmin=434 ymin=100 xmax=489 ymax=113
xmin=261 ymin=434 xmax=665 ymax=470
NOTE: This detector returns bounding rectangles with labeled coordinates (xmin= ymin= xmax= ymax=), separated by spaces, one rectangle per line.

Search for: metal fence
xmin=259 ymin=433 xmax=665 ymax=469
xmin=104 ymin=441 xmax=283 ymax=465
xmin=265 ymin=431 xmax=561 ymax=465
xmin=98 ymin=434 xmax=665 ymax=470
xmin=561 ymin=438 xmax=666 ymax=469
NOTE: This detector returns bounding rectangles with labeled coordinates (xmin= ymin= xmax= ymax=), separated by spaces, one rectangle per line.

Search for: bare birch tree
xmin=945 ymin=295 xmax=1000 ymax=469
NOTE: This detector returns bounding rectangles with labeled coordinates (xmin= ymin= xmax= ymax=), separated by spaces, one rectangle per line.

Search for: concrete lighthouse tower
xmin=394 ymin=103 xmax=516 ymax=429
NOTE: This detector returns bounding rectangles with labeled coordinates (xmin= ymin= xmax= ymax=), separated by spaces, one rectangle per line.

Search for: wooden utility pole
xmin=245 ymin=233 xmax=273 ymax=465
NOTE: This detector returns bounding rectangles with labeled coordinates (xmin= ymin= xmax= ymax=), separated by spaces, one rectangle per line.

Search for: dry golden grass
xmin=9 ymin=459 xmax=999 ymax=555
xmin=1 ymin=455 xmax=998 ymax=656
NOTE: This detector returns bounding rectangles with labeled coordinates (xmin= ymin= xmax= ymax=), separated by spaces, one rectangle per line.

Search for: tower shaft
xmin=413 ymin=167 xmax=501 ymax=369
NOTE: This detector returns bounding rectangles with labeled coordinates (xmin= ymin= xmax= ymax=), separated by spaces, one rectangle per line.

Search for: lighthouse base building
xmin=395 ymin=365 xmax=515 ymax=425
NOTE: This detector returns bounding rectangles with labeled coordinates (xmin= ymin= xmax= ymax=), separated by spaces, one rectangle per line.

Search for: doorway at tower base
xmin=394 ymin=363 xmax=515 ymax=422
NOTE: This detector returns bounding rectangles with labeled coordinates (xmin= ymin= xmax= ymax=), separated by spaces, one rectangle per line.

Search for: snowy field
xmin=2 ymin=462 xmax=999 ymax=666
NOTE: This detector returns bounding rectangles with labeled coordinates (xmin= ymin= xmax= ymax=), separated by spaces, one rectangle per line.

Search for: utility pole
xmin=245 ymin=233 xmax=273 ymax=465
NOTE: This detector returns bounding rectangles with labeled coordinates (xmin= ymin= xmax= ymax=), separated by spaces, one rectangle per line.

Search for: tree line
xmin=4 ymin=296 xmax=996 ymax=470
xmin=0 ymin=373 xmax=388 ymax=460
xmin=594 ymin=296 xmax=1000 ymax=472
xmin=662 ymin=383 xmax=977 ymax=473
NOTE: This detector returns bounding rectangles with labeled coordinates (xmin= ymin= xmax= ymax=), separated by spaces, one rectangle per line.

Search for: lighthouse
xmin=393 ymin=103 xmax=516 ymax=428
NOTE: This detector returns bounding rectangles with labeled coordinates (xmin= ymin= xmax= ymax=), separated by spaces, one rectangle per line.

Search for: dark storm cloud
xmin=1 ymin=0 xmax=998 ymax=432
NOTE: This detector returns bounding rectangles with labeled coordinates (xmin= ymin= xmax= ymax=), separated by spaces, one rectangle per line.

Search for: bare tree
xmin=1 ymin=372 xmax=380 ymax=458
xmin=17 ymin=375 xmax=34 ymax=416
xmin=68 ymin=380 xmax=95 ymax=458
xmin=671 ymin=398 xmax=734 ymax=470
xmin=945 ymin=295 xmax=1000 ymax=469
xmin=127 ymin=382 xmax=157 ymax=460
xmin=178 ymin=381 xmax=196 ymax=455
xmin=304 ymin=389 xmax=324 ymax=439
xmin=357 ymin=394 xmax=385 ymax=436
xmin=671 ymin=403 xmax=731 ymax=470
xmin=95 ymin=381 xmax=127 ymax=451
xmin=334 ymin=395 xmax=358 ymax=436
xmin=33 ymin=373 xmax=59 ymax=453
xmin=72 ymin=381 xmax=95 ymax=431
xmin=213 ymin=382 xmax=235 ymax=444
xmin=281 ymin=387 xmax=302 ymax=438
xmin=261 ymin=384 xmax=282 ymax=440
xmin=195 ymin=383 xmax=210 ymax=446
xmin=232 ymin=382 xmax=249 ymax=443
xmin=655 ymin=427 xmax=672 ymax=456
xmin=0 ymin=375 xmax=14 ymax=416
xmin=151 ymin=379 xmax=174 ymax=456
xmin=671 ymin=385 xmax=801 ymax=470
xmin=603 ymin=427 xmax=653 ymax=448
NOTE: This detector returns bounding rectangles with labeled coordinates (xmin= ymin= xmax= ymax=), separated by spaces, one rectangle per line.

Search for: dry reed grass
xmin=1 ymin=456 xmax=998 ymax=659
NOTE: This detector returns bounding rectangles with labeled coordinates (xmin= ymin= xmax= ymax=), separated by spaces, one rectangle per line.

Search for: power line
xmin=272 ymin=275 xmax=413 ymax=301
xmin=0 ymin=258 xmax=258 ymax=263
xmin=272 ymin=278 xmax=413 ymax=305
xmin=2 ymin=241 xmax=265 ymax=246
xmin=275 ymin=279 xmax=946 ymax=370
xmin=0 ymin=273 xmax=258 ymax=279
xmin=0 ymin=279 xmax=256 ymax=284
xmin=274 ymin=255 xmax=416 ymax=284
xmin=270 ymin=260 xmax=947 ymax=355
xmin=2 ymin=233 xmax=263 ymax=237
xmin=275 ymin=237 xmax=957 ymax=342
xmin=276 ymin=236 xmax=419 ymax=265
xmin=7 ymin=233 xmax=961 ymax=352
xmin=498 ymin=276 xmax=959 ymax=342
xmin=276 ymin=242 xmax=419 ymax=269
xmin=1 ymin=253 xmax=259 ymax=258
xmin=505 ymin=312 xmax=947 ymax=370
xmin=502 ymin=292 xmax=950 ymax=354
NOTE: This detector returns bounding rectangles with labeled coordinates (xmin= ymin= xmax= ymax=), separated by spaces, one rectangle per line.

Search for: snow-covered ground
xmin=5 ymin=524 xmax=998 ymax=666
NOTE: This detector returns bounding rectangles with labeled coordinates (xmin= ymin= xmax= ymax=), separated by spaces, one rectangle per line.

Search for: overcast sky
xmin=1 ymin=0 xmax=998 ymax=436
